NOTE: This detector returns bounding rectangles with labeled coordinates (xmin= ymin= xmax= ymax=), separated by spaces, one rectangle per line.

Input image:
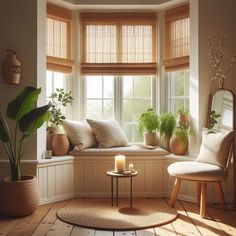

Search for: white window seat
xmin=70 ymin=145 xmax=169 ymax=156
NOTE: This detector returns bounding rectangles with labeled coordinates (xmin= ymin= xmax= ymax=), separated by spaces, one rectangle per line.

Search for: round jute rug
xmin=57 ymin=198 xmax=178 ymax=231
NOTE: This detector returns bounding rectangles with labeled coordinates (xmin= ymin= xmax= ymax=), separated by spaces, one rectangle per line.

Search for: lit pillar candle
xmin=115 ymin=154 xmax=126 ymax=173
xmin=129 ymin=163 xmax=134 ymax=171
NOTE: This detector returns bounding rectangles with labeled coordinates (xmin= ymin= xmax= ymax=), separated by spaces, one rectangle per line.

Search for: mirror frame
xmin=207 ymin=88 xmax=236 ymax=209
xmin=207 ymin=88 xmax=235 ymax=131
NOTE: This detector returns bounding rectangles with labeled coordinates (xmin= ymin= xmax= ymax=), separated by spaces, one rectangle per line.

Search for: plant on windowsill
xmin=170 ymin=127 xmax=190 ymax=155
xmin=46 ymin=88 xmax=74 ymax=155
xmin=176 ymin=108 xmax=190 ymax=129
xmin=138 ymin=107 xmax=159 ymax=146
xmin=159 ymin=112 xmax=176 ymax=151
xmin=0 ymin=86 xmax=51 ymax=216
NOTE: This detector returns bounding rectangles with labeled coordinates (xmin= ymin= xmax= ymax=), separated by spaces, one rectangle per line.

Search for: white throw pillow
xmin=196 ymin=128 xmax=235 ymax=169
xmin=63 ymin=120 xmax=97 ymax=151
xmin=86 ymin=119 xmax=128 ymax=148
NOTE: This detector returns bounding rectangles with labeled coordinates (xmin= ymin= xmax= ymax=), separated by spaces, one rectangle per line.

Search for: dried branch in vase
xmin=208 ymin=29 xmax=236 ymax=90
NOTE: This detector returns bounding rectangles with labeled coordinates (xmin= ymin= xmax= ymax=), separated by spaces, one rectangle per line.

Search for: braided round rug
xmin=57 ymin=198 xmax=178 ymax=231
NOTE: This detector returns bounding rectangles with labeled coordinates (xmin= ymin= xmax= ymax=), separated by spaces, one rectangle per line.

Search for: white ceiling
xmin=48 ymin=0 xmax=187 ymax=10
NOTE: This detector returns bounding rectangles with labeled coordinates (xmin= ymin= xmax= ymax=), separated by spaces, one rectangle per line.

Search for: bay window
xmin=46 ymin=4 xmax=190 ymax=143
xmin=81 ymin=13 xmax=157 ymax=142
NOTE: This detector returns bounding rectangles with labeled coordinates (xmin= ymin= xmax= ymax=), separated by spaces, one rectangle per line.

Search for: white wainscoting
xmin=0 ymin=155 xmax=234 ymax=205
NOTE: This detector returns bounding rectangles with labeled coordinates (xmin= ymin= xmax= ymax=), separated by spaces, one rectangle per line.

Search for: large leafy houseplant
xmin=0 ymin=86 xmax=51 ymax=181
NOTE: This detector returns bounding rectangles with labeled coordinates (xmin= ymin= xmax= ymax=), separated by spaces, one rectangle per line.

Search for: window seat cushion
xmin=69 ymin=145 xmax=169 ymax=156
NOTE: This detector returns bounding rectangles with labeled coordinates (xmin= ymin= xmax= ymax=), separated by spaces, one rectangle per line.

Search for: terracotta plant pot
xmin=2 ymin=49 xmax=21 ymax=85
xmin=0 ymin=176 xmax=39 ymax=217
xmin=46 ymin=126 xmax=61 ymax=150
xmin=143 ymin=132 xmax=157 ymax=146
xmin=170 ymin=135 xmax=189 ymax=155
xmin=52 ymin=134 xmax=69 ymax=156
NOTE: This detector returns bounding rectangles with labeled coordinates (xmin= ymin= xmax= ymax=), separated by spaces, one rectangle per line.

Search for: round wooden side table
xmin=106 ymin=170 xmax=138 ymax=208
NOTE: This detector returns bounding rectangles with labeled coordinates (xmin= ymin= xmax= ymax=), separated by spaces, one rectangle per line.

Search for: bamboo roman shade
xmin=164 ymin=4 xmax=189 ymax=72
xmin=80 ymin=13 xmax=157 ymax=75
xmin=47 ymin=4 xmax=74 ymax=73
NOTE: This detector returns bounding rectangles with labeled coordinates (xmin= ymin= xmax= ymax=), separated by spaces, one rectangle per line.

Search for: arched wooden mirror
xmin=208 ymin=88 xmax=236 ymax=208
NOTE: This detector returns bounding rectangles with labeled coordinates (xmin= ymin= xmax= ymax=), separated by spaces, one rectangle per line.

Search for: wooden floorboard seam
xmin=179 ymin=200 xmax=203 ymax=236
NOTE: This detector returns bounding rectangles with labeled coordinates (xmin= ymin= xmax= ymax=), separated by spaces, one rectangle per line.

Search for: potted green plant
xmin=0 ymin=86 xmax=50 ymax=216
xmin=46 ymin=88 xmax=74 ymax=154
xmin=176 ymin=108 xmax=190 ymax=129
xmin=159 ymin=112 xmax=176 ymax=150
xmin=170 ymin=127 xmax=190 ymax=155
xmin=138 ymin=107 xmax=159 ymax=146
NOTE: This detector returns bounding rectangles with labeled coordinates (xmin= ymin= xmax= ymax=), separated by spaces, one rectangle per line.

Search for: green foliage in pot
xmin=138 ymin=107 xmax=159 ymax=134
xmin=172 ymin=127 xmax=190 ymax=144
xmin=47 ymin=88 xmax=74 ymax=127
xmin=0 ymin=87 xmax=51 ymax=181
xmin=159 ymin=112 xmax=176 ymax=139
xmin=176 ymin=108 xmax=189 ymax=116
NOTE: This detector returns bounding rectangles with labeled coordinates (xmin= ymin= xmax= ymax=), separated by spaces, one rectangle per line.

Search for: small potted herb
xmin=159 ymin=112 xmax=176 ymax=150
xmin=138 ymin=107 xmax=159 ymax=146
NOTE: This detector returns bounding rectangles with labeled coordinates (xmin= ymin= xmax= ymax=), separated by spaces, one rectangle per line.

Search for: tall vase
xmin=52 ymin=134 xmax=69 ymax=156
xmin=2 ymin=49 xmax=21 ymax=85
xmin=46 ymin=126 xmax=60 ymax=150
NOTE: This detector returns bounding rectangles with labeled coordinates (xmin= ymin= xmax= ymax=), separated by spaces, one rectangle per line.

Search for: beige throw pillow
xmin=86 ymin=119 xmax=128 ymax=148
xmin=63 ymin=120 xmax=97 ymax=151
xmin=196 ymin=128 xmax=235 ymax=169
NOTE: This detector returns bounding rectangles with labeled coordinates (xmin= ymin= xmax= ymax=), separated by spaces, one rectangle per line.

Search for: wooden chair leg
xmin=196 ymin=182 xmax=201 ymax=206
xmin=215 ymin=181 xmax=227 ymax=211
xmin=200 ymin=183 xmax=207 ymax=218
xmin=170 ymin=178 xmax=181 ymax=207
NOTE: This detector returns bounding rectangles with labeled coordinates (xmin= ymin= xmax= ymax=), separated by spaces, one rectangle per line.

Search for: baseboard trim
xmin=39 ymin=193 xmax=74 ymax=205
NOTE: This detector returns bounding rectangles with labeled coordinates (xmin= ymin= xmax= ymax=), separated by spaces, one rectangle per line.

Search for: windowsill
xmin=36 ymin=150 xmax=193 ymax=166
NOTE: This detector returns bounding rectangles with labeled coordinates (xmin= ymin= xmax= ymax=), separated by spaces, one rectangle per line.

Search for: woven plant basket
xmin=0 ymin=175 xmax=39 ymax=217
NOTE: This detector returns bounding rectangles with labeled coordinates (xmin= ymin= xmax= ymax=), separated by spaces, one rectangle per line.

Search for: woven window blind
xmin=81 ymin=13 xmax=157 ymax=75
xmin=47 ymin=4 xmax=74 ymax=73
xmin=164 ymin=4 xmax=189 ymax=72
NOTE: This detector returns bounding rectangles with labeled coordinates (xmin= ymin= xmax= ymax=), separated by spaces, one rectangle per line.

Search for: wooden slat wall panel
xmin=1 ymin=155 xmax=231 ymax=205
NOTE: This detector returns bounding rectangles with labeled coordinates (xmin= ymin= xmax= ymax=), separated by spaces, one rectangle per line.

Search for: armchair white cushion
xmin=168 ymin=161 xmax=226 ymax=182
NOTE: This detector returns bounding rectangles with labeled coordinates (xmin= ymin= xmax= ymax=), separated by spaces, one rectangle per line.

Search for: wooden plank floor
xmin=0 ymin=198 xmax=236 ymax=236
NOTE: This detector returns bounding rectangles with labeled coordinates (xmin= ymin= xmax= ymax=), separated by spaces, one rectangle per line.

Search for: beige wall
xmin=189 ymin=0 xmax=236 ymax=157
xmin=0 ymin=0 xmax=46 ymax=161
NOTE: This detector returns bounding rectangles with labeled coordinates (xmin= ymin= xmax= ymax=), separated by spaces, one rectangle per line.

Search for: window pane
xmin=174 ymin=72 xmax=184 ymax=96
xmin=134 ymin=99 xmax=151 ymax=122
xmin=86 ymin=76 xmax=102 ymax=98
xmin=123 ymin=123 xmax=132 ymax=141
xmin=133 ymin=124 xmax=143 ymax=142
xmin=85 ymin=76 xmax=114 ymax=120
xmin=134 ymin=76 xmax=151 ymax=98
xmin=103 ymin=76 xmax=114 ymax=98
xmin=87 ymin=100 xmax=102 ymax=119
xmin=103 ymin=100 xmax=114 ymax=119
xmin=123 ymin=76 xmax=133 ymax=98
xmin=123 ymin=100 xmax=133 ymax=122
xmin=168 ymin=69 xmax=189 ymax=113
